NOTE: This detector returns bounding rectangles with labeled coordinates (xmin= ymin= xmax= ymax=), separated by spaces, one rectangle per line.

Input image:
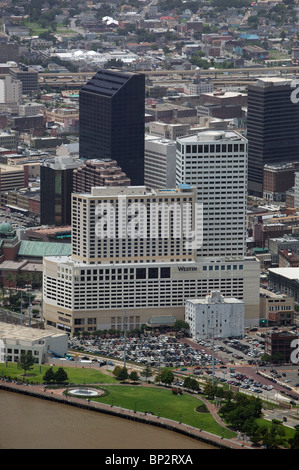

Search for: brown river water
xmin=0 ymin=391 xmax=216 ymax=449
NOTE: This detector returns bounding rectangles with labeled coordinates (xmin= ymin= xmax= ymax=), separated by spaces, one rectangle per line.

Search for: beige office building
xmin=43 ymin=185 xmax=260 ymax=334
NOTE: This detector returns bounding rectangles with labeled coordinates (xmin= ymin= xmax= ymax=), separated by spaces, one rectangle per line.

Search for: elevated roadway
xmin=37 ymin=66 xmax=299 ymax=89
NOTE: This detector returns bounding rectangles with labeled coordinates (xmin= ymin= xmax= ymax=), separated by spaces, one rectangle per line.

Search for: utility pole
xmin=28 ymin=293 xmax=32 ymax=327
xmin=212 ymin=327 xmax=215 ymax=386
xmin=20 ymin=290 xmax=23 ymax=325
xmin=123 ymin=310 xmax=127 ymax=368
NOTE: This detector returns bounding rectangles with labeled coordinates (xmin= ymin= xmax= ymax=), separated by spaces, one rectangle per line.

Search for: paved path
xmin=0 ymin=379 xmax=256 ymax=450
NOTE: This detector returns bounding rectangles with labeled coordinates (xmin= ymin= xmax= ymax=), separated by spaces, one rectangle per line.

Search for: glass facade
xmin=247 ymin=80 xmax=299 ymax=196
xmin=79 ymin=69 xmax=145 ymax=186
xmin=40 ymin=166 xmax=74 ymax=226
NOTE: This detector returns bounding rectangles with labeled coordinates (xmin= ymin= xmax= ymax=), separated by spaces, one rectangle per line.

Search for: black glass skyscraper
xmin=247 ymin=78 xmax=299 ymax=196
xmin=79 ymin=69 xmax=145 ymax=186
xmin=40 ymin=157 xmax=82 ymax=226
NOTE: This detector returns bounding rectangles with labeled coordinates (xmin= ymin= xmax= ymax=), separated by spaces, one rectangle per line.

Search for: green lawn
xmin=256 ymin=417 xmax=296 ymax=441
xmin=22 ymin=20 xmax=77 ymax=36
xmin=0 ymin=362 xmax=117 ymax=385
xmin=91 ymin=385 xmax=236 ymax=439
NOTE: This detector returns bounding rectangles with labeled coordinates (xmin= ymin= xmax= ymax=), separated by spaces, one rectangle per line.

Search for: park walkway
xmin=0 ymin=378 xmax=256 ymax=449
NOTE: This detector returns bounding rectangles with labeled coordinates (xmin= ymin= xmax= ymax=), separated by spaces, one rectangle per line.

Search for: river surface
xmin=0 ymin=391 xmax=216 ymax=449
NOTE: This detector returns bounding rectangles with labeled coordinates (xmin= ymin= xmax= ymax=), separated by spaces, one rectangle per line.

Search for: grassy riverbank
xmin=0 ymin=363 xmax=118 ymax=384
xmin=87 ymin=384 xmax=236 ymax=439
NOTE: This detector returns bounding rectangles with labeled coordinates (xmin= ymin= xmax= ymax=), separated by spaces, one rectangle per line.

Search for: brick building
xmin=265 ymin=330 xmax=299 ymax=362
xmin=72 ymin=159 xmax=130 ymax=193
xmin=263 ymin=162 xmax=299 ymax=202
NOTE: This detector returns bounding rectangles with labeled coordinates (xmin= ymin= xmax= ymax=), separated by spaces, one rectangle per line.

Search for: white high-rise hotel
xmin=43 ymin=130 xmax=260 ymax=334
xmin=176 ymin=130 xmax=247 ymax=259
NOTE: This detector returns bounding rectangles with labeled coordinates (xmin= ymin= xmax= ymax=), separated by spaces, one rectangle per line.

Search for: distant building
xmin=263 ymin=162 xmax=299 ymax=202
xmin=268 ymin=267 xmax=299 ymax=302
xmin=279 ymin=249 xmax=299 ymax=268
xmin=73 ymin=159 xmax=130 ymax=193
xmin=188 ymin=80 xmax=214 ymax=96
xmin=292 ymin=33 xmax=299 ymax=66
xmin=144 ymin=135 xmax=176 ymax=189
xmin=294 ymin=172 xmax=299 ymax=208
xmin=260 ymin=288 xmax=294 ymax=326
xmin=267 ymin=235 xmax=299 ymax=265
xmin=0 ymin=131 xmax=18 ymax=151
xmin=247 ymin=78 xmax=299 ymax=196
xmin=0 ymin=163 xmax=28 ymax=192
xmin=19 ymin=102 xmax=45 ymax=117
xmin=9 ymin=65 xmax=38 ymax=94
xmin=8 ymin=115 xmax=45 ymax=132
xmin=186 ymin=291 xmax=245 ymax=340
xmin=148 ymin=122 xmax=190 ymax=140
xmin=0 ymin=75 xmax=22 ymax=104
xmin=0 ymin=221 xmax=20 ymax=261
xmin=0 ymin=41 xmax=19 ymax=64
xmin=265 ymin=329 xmax=299 ymax=363
xmin=46 ymin=107 xmax=78 ymax=126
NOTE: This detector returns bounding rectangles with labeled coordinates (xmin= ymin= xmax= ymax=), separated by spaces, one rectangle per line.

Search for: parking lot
xmin=68 ymin=333 xmax=225 ymax=370
xmin=66 ymin=330 xmax=299 ymax=402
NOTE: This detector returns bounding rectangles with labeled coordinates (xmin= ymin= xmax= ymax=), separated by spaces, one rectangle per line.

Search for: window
xmin=149 ymin=268 xmax=159 ymax=279
xmin=161 ymin=267 xmax=170 ymax=278
xmin=136 ymin=268 xmax=146 ymax=279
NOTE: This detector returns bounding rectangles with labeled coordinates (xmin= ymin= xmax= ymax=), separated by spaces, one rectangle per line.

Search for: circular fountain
xmin=69 ymin=388 xmax=99 ymax=397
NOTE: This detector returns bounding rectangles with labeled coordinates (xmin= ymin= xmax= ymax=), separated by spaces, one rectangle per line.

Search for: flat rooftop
xmin=178 ymin=130 xmax=246 ymax=142
xmin=0 ymin=321 xmax=66 ymax=341
xmin=268 ymin=267 xmax=299 ymax=280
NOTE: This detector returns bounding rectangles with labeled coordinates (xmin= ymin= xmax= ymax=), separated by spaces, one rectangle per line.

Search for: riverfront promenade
xmin=0 ymin=379 xmax=255 ymax=450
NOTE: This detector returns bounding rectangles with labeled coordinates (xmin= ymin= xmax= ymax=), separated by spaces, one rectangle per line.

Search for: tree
xmin=105 ymin=58 xmax=124 ymax=69
xmin=159 ymin=367 xmax=174 ymax=386
xmin=262 ymin=420 xmax=287 ymax=449
xmin=113 ymin=365 xmax=122 ymax=378
xmin=43 ymin=366 xmax=55 ymax=383
xmin=173 ymin=320 xmax=189 ymax=331
xmin=18 ymin=351 xmax=35 ymax=375
xmin=117 ymin=367 xmax=129 ymax=382
xmin=54 ymin=367 xmax=68 ymax=383
xmin=290 ymin=427 xmax=299 ymax=449
xmin=129 ymin=371 xmax=140 ymax=383
xmin=141 ymin=364 xmax=153 ymax=382
xmin=183 ymin=376 xmax=199 ymax=391
xmin=203 ymin=382 xmax=217 ymax=399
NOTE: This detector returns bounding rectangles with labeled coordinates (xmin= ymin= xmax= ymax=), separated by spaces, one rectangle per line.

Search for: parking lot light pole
xmin=123 ymin=311 xmax=127 ymax=368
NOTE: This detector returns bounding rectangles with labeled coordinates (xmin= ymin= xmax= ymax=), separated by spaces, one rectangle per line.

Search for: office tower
xmin=247 ymin=77 xmax=299 ymax=197
xmin=72 ymin=159 xmax=130 ymax=193
xmin=0 ymin=75 xmax=22 ymax=104
xmin=176 ymin=130 xmax=248 ymax=259
xmin=79 ymin=69 xmax=145 ymax=185
xmin=144 ymin=135 xmax=176 ymax=189
xmin=40 ymin=156 xmax=82 ymax=226
xmin=9 ymin=65 xmax=38 ymax=94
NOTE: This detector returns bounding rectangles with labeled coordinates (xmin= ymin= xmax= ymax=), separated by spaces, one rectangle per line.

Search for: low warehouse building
xmin=0 ymin=321 xmax=68 ymax=364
